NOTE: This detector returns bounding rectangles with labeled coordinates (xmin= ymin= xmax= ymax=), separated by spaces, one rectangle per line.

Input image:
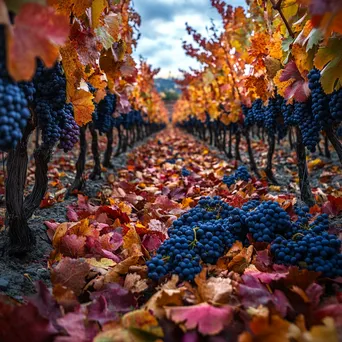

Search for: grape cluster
xmin=251 ymin=99 xmax=264 ymax=126
xmin=181 ymin=167 xmax=191 ymax=177
xmin=242 ymin=104 xmax=254 ymax=127
xmin=0 ymin=79 xmax=31 ymax=150
xmin=246 ymin=201 xmax=292 ymax=242
xmin=308 ymin=68 xmax=333 ymax=129
xmin=33 ymin=61 xmax=79 ymax=150
xmin=271 ymin=228 xmax=341 ymax=277
xmin=282 ymin=101 xmax=297 ymax=126
xmin=58 ymin=103 xmax=79 ymax=152
xmin=94 ymin=91 xmax=116 ymax=133
xmin=241 ymin=199 xmax=260 ymax=212
xmin=329 ymin=89 xmax=342 ymax=122
xmin=264 ymin=97 xmax=278 ymax=136
xmin=0 ymin=25 xmax=31 ymax=151
xmin=147 ymin=196 xmax=237 ymax=281
xmin=148 ymin=196 xmax=342 ymax=281
xmin=223 ymin=165 xmax=251 ymax=187
xmin=295 ymin=101 xmax=320 ymax=152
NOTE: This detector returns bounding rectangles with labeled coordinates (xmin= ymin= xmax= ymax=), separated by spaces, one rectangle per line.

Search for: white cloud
xmin=133 ymin=0 xmax=247 ymax=78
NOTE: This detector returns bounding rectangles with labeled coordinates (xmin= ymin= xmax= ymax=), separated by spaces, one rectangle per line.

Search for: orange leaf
xmin=68 ymin=88 xmax=94 ymax=126
xmin=7 ymin=3 xmax=69 ymax=81
xmin=61 ymin=40 xmax=85 ymax=90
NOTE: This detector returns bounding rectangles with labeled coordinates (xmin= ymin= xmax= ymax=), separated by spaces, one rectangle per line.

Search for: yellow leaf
xmin=86 ymin=257 xmax=116 ymax=269
xmin=122 ymin=310 xmax=164 ymax=338
xmin=52 ymin=223 xmax=68 ymax=249
xmin=68 ymin=88 xmax=94 ymax=126
xmin=91 ymin=0 xmax=106 ymax=28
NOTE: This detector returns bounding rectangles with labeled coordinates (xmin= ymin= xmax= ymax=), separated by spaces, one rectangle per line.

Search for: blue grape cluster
xmin=308 ymin=68 xmax=333 ymax=129
xmin=242 ymin=104 xmax=254 ymax=127
xmin=329 ymin=89 xmax=342 ymax=122
xmin=241 ymin=199 xmax=260 ymax=212
xmin=0 ymin=25 xmax=31 ymax=151
xmin=148 ymin=197 xmax=342 ymax=281
xmin=295 ymin=101 xmax=320 ymax=152
xmin=94 ymin=91 xmax=116 ymax=133
xmin=246 ymin=201 xmax=292 ymax=242
xmin=271 ymin=212 xmax=341 ymax=277
xmin=0 ymin=79 xmax=31 ymax=151
xmin=264 ymin=97 xmax=279 ymax=136
xmin=18 ymin=81 xmax=36 ymax=105
xmin=223 ymin=165 xmax=251 ymax=187
xmin=33 ymin=61 xmax=79 ymax=150
xmin=147 ymin=196 xmax=238 ymax=281
xmin=58 ymin=103 xmax=80 ymax=152
xmin=181 ymin=167 xmax=191 ymax=177
xmin=251 ymin=99 xmax=264 ymax=126
xmin=282 ymin=101 xmax=297 ymax=126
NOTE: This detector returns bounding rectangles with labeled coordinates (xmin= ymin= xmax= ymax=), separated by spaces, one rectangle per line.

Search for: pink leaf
xmin=142 ymin=234 xmax=162 ymax=252
xmin=165 ymin=303 xmax=234 ymax=335
xmin=60 ymin=234 xmax=86 ymax=258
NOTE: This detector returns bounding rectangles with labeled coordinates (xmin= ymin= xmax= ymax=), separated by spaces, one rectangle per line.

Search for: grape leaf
xmin=165 ymin=303 xmax=234 ymax=335
xmin=7 ymin=3 xmax=69 ymax=81
xmin=51 ymin=257 xmax=90 ymax=296
xmin=68 ymin=88 xmax=95 ymax=126
xmin=0 ymin=301 xmax=57 ymax=342
xmin=314 ymin=38 xmax=342 ymax=93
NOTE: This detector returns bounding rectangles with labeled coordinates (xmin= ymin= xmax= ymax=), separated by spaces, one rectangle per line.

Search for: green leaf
xmin=282 ymin=37 xmax=294 ymax=52
xmin=305 ymin=28 xmax=322 ymax=51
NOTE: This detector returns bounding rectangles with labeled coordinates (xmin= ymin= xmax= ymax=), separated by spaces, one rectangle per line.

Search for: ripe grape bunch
xmin=33 ymin=61 xmax=79 ymax=151
xmin=223 ymin=165 xmax=251 ymax=187
xmin=148 ymin=197 xmax=342 ymax=282
xmin=94 ymin=90 xmax=116 ymax=133
xmin=329 ymin=89 xmax=342 ymax=122
xmin=0 ymin=25 xmax=31 ymax=151
xmin=294 ymin=101 xmax=320 ymax=152
xmin=308 ymin=68 xmax=333 ymax=129
xmin=147 ymin=196 xmax=239 ymax=281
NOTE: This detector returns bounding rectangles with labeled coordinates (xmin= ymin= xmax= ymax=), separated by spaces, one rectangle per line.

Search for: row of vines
xmin=0 ymin=0 xmax=167 ymax=254
xmin=173 ymin=0 xmax=342 ymax=206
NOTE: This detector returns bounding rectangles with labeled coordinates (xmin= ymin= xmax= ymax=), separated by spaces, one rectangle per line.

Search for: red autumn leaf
xmin=238 ymin=275 xmax=292 ymax=317
xmin=314 ymin=304 xmax=342 ymax=326
xmin=165 ymin=303 xmax=234 ymax=335
xmin=0 ymin=301 xmax=57 ymax=342
xmin=95 ymin=205 xmax=130 ymax=224
xmin=86 ymin=236 xmax=121 ymax=262
xmin=142 ymin=234 xmax=162 ymax=252
xmin=69 ymin=21 xmax=99 ymax=66
xmin=306 ymin=283 xmax=324 ymax=308
xmin=244 ymin=269 xmax=289 ymax=284
xmin=7 ymin=3 xmax=69 ymax=81
xmin=88 ymin=283 xmax=136 ymax=324
xmin=322 ymin=195 xmax=342 ymax=216
xmin=60 ymin=234 xmax=86 ymax=258
xmin=87 ymin=283 xmax=136 ymax=325
xmin=28 ymin=281 xmax=61 ymax=324
xmin=51 ymin=257 xmax=90 ymax=296
xmin=279 ymin=60 xmax=310 ymax=102
xmin=56 ymin=312 xmax=98 ymax=342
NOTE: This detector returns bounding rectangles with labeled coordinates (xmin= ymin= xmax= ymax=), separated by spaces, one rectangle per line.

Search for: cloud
xmin=133 ymin=0 xmax=246 ymax=78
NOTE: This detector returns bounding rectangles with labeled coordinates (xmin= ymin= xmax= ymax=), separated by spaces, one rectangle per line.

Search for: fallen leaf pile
xmin=1 ymin=128 xmax=341 ymax=341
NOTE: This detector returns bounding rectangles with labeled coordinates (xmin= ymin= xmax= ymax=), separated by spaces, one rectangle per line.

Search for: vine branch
xmin=269 ymin=0 xmax=295 ymax=38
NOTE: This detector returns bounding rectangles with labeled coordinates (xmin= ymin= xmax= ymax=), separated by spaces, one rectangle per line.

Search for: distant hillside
xmin=155 ymin=78 xmax=181 ymax=101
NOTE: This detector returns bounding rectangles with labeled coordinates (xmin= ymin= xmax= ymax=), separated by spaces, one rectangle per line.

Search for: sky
xmin=132 ymin=0 xmax=246 ymax=78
